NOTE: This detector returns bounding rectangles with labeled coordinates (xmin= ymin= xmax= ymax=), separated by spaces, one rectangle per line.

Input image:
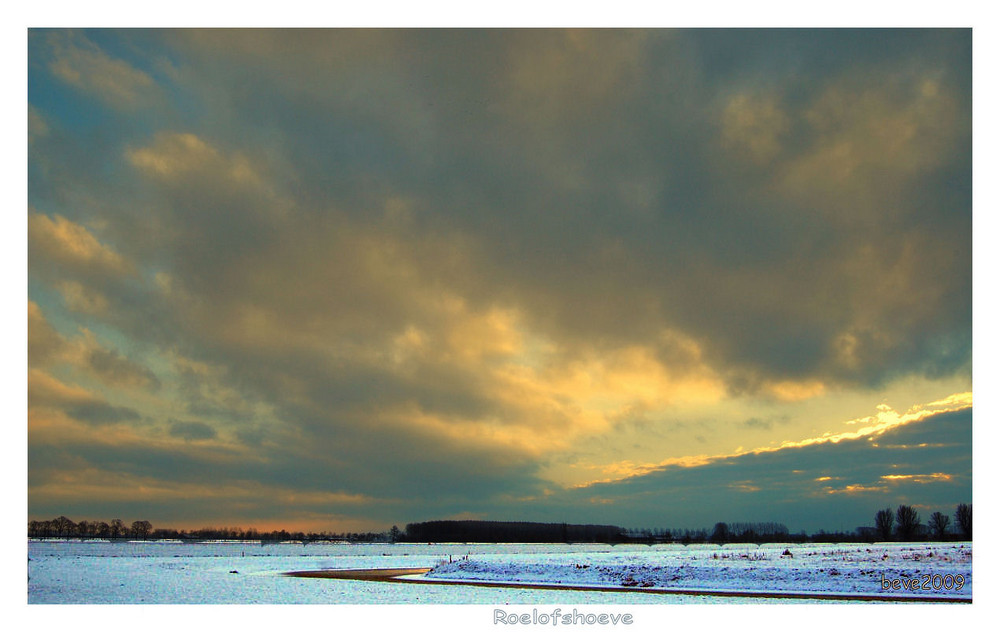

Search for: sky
xmin=25 ymin=28 xmax=973 ymax=534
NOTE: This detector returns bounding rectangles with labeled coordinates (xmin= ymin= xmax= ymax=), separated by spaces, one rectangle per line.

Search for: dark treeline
xmin=867 ymin=503 xmax=972 ymax=542
xmin=29 ymin=503 xmax=972 ymax=544
xmin=642 ymin=521 xmax=792 ymax=544
xmin=27 ymin=516 xmax=390 ymax=543
xmin=403 ymin=520 xmax=867 ymax=544
xmin=405 ymin=520 xmax=625 ymax=543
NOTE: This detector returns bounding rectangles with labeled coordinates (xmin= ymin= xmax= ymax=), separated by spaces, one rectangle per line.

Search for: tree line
xmin=29 ymin=504 xmax=973 ymax=544
xmin=404 ymin=520 xmax=626 ymax=543
xmin=870 ymin=503 xmax=971 ymax=541
xmin=27 ymin=516 xmax=391 ymax=543
xmin=29 ymin=517 xmax=152 ymax=539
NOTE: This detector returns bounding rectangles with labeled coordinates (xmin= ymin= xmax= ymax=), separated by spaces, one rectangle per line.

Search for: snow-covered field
xmin=26 ymin=540 xmax=971 ymax=604
xmin=425 ymin=542 xmax=972 ymax=600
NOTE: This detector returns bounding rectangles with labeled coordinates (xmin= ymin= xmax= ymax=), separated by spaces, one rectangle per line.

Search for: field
xmin=424 ymin=541 xmax=971 ymax=600
xmin=27 ymin=540 xmax=971 ymax=604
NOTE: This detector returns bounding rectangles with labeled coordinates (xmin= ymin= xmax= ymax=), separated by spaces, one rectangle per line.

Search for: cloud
xmin=547 ymin=406 xmax=971 ymax=531
xmin=880 ymin=473 xmax=953 ymax=484
xmin=26 ymin=29 xmax=972 ymax=531
xmin=55 ymin=280 xmax=110 ymax=316
xmin=82 ymin=336 xmax=160 ymax=391
xmin=28 ymin=301 xmax=160 ymax=390
xmin=28 ymin=106 xmax=49 ymax=143
xmin=65 ymin=402 xmax=142 ymax=425
xmin=29 ymin=211 xmax=132 ymax=280
xmin=128 ymin=132 xmax=266 ymax=189
xmin=129 ymin=29 xmax=970 ymax=391
xmin=28 ymin=369 xmax=142 ymax=429
xmin=822 ymin=484 xmax=889 ymax=495
xmin=743 ymin=417 xmax=773 ymax=430
xmin=44 ymin=30 xmax=158 ymax=110
xmin=780 ymin=72 xmax=964 ymax=212
xmin=27 ymin=301 xmax=64 ymax=367
xmin=575 ymin=394 xmax=971 ymax=489
xmin=168 ymin=420 xmax=218 ymax=441
xmin=720 ymin=93 xmax=789 ymax=164
xmin=499 ymin=30 xmax=650 ymax=134
xmin=28 ymin=368 xmax=98 ymax=410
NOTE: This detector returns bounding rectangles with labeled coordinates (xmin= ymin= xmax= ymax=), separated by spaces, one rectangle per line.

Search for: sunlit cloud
xmin=763 ymin=379 xmax=827 ymax=402
xmin=880 ymin=473 xmax=954 ymax=483
xmin=128 ymin=132 xmax=267 ymax=192
xmin=574 ymin=394 xmax=971 ymax=489
xmin=44 ymin=30 xmax=159 ymax=109
xmin=30 ymin=472 xmax=372 ymax=514
xmin=779 ymin=395 xmax=972 ymax=447
xmin=28 ymin=211 xmax=132 ymax=279
xmin=27 ymin=29 xmax=971 ymax=531
xmin=823 ymin=484 xmax=889 ymax=495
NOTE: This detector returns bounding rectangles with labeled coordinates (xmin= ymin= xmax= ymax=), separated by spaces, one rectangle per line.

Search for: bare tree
xmin=710 ymin=522 xmax=730 ymax=544
xmin=955 ymin=503 xmax=972 ymax=540
xmin=95 ymin=521 xmax=111 ymax=539
xmin=928 ymin=512 xmax=950 ymax=540
xmin=895 ymin=505 xmax=921 ymax=541
xmin=109 ymin=518 xmax=126 ymax=539
xmin=131 ymin=520 xmax=153 ymax=540
xmin=875 ymin=508 xmax=894 ymax=540
xmin=53 ymin=516 xmax=76 ymax=538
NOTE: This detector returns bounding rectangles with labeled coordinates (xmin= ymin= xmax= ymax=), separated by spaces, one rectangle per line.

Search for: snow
xmin=27 ymin=540 xmax=971 ymax=604
xmin=425 ymin=542 xmax=972 ymax=600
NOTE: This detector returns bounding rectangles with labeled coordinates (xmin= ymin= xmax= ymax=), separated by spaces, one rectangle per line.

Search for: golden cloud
xmin=880 ymin=472 xmax=953 ymax=483
xmin=763 ymin=379 xmax=827 ymax=402
xmin=28 ymin=211 xmax=132 ymax=278
xmin=30 ymin=471 xmax=371 ymax=508
xmin=28 ymin=368 xmax=95 ymax=410
xmin=127 ymin=132 xmax=267 ymax=193
xmin=368 ymin=320 xmax=727 ymax=459
xmin=728 ymin=481 xmax=762 ymax=493
xmin=572 ymin=393 xmax=971 ymax=489
xmin=46 ymin=31 xmax=158 ymax=109
xmin=823 ymin=483 xmax=889 ymax=495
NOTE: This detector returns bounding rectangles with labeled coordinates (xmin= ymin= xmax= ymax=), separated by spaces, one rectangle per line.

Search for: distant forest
xmin=27 ymin=516 xmax=389 ymax=543
xmin=404 ymin=520 xmax=624 ymax=543
xmin=29 ymin=504 xmax=971 ymax=544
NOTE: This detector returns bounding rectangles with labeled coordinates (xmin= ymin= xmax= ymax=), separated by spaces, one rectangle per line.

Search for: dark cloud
xmin=28 ymin=299 xmax=161 ymax=392
xmin=66 ymin=402 xmax=141 ymax=425
xmin=548 ymin=408 xmax=972 ymax=532
xmin=168 ymin=420 xmax=217 ymax=441
xmin=28 ymin=413 xmax=545 ymax=519
xmin=85 ymin=346 xmax=160 ymax=390
xmin=27 ymin=301 xmax=63 ymax=366
xmin=743 ymin=417 xmax=772 ymax=431
xmin=34 ymin=29 xmax=970 ymax=392
xmin=27 ymin=29 xmax=972 ymax=530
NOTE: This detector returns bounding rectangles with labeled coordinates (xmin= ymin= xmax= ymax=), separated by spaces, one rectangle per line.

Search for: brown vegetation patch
xmin=285 ymin=567 xmax=433 ymax=581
